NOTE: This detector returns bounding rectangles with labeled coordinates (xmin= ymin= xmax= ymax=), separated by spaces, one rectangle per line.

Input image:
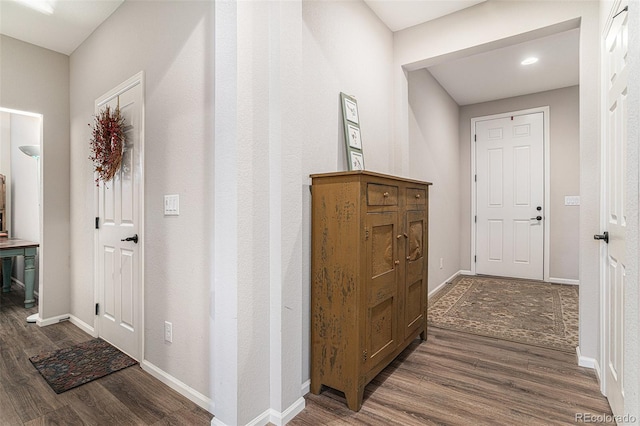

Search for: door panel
xmin=476 ymin=112 xmax=544 ymax=279
xmin=602 ymin=3 xmax=627 ymax=416
xmin=365 ymin=212 xmax=398 ymax=367
xmin=97 ymin=79 xmax=142 ymax=361
xmin=404 ymin=210 xmax=426 ymax=339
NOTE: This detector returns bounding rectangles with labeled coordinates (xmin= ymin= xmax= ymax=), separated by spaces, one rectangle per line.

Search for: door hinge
xmin=95 ymin=303 xmax=99 ymax=315
xmin=95 ymin=217 xmax=100 ymax=229
xmin=365 ymin=227 xmax=369 ymax=240
xmin=362 ymin=350 xmax=368 ymax=362
xmin=474 ymin=215 xmax=477 ymax=223
xmin=474 ymin=134 xmax=477 ymax=142
xmin=474 ymin=174 xmax=477 ymax=182
xmin=474 ymin=255 xmax=477 ymax=263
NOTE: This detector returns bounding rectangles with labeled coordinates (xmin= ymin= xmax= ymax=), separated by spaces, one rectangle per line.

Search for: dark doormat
xmin=29 ymin=338 xmax=138 ymax=394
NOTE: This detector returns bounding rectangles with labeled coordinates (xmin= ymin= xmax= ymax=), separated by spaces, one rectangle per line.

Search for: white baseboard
xmin=244 ymin=397 xmax=306 ymax=426
xmin=245 ymin=409 xmax=270 ymax=426
xmin=459 ymin=270 xmax=473 ymax=276
xmin=301 ymin=379 xmax=310 ymax=396
xmin=37 ymin=313 xmax=71 ymax=327
xmin=141 ymin=360 xmax=213 ymax=413
xmin=429 ymin=270 xmax=468 ymax=298
xmin=576 ymin=346 xmax=597 ymax=370
xmin=69 ymin=315 xmax=97 ymax=337
xmin=273 ymin=397 xmax=305 ymax=425
xmin=549 ymin=277 xmax=579 ymax=286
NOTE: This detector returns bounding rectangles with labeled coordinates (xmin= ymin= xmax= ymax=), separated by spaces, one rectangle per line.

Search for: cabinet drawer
xmin=367 ymin=184 xmax=398 ymax=206
xmin=406 ymin=188 xmax=426 ymax=207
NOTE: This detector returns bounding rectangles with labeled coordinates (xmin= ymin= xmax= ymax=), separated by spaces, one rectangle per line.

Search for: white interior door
xmin=475 ymin=112 xmax=544 ymax=280
xmin=96 ymin=76 xmax=143 ymax=361
xmin=601 ymin=2 xmax=628 ymax=416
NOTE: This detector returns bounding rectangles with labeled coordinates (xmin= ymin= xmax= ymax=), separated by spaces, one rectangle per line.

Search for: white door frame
xmin=93 ymin=71 xmax=145 ymax=361
xmin=471 ymin=107 xmax=551 ymax=281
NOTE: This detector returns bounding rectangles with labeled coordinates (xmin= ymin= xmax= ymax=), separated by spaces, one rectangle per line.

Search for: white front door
xmin=601 ymin=2 xmax=628 ymax=416
xmin=96 ymin=75 xmax=143 ymax=361
xmin=475 ymin=112 xmax=544 ymax=280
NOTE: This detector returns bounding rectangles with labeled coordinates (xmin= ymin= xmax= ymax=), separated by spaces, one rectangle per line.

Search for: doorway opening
xmin=0 ymin=107 xmax=43 ymax=322
xmin=471 ymin=107 xmax=550 ymax=281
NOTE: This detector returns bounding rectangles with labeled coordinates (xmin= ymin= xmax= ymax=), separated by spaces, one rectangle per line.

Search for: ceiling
xmin=1 ymin=0 xmax=579 ymax=106
xmin=0 ymin=0 xmax=123 ymax=55
xmin=428 ymin=28 xmax=580 ymax=105
xmin=364 ymin=0 xmax=486 ymax=32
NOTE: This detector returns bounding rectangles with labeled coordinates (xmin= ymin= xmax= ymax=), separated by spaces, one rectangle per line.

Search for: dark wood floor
xmin=0 ymin=283 xmax=213 ymax=425
xmin=291 ymin=327 xmax=613 ymax=425
xmin=2 ymin=282 xmax=612 ymax=425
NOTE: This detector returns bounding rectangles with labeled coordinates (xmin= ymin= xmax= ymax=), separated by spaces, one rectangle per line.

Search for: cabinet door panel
xmin=365 ymin=212 xmax=398 ymax=366
xmin=404 ymin=210 xmax=426 ymax=339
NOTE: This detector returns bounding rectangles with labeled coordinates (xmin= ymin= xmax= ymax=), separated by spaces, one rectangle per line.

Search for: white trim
xmin=243 ymin=397 xmax=306 ymax=426
xmin=93 ymin=71 xmax=145 ymax=363
xmin=459 ymin=269 xmax=473 ymax=276
xmin=429 ymin=270 xmax=465 ymax=298
xmin=272 ymin=397 xmax=306 ymax=425
xmin=576 ymin=346 xmax=599 ymax=372
xmin=141 ymin=360 xmax=213 ymax=413
xmin=301 ymin=379 xmax=310 ymax=396
xmin=68 ymin=315 xmax=97 ymax=337
xmin=470 ymin=107 xmax=551 ymax=281
xmin=36 ymin=313 xmax=71 ymax=327
xmin=548 ymin=277 xmax=580 ymax=286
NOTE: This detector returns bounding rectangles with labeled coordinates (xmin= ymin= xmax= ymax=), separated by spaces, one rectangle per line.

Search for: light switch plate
xmin=164 ymin=194 xmax=179 ymax=215
xmin=565 ymin=195 xmax=580 ymax=206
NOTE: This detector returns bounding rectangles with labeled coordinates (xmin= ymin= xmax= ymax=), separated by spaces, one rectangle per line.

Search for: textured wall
xmin=407 ymin=69 xmax=461 ymax=292
xmin=69 ymin=1 xmax=214 ymax=398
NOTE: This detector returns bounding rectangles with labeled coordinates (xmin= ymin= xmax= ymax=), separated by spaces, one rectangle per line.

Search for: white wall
xmin=0 ymin=35 xmax=70 ymax=321
xmin=69 ymin=0 xmax=214 ymax=400
xmin=301 ymin=0 xmax=394 ymax=384
xmin=459 ymin=86 xmax=580 ymax=281
xmin=393 ymin=0 xmax=601 ymax=363
xmin=9 ymin=113 xmax=41 ymax=289
xmin=407 ymin=69 xmax=460 ymax=291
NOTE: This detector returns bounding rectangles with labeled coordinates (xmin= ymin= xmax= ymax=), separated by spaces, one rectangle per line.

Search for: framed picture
xmin=350 ymin=151 xmax=365 ymax=171
xmin=340 ymin=92 xmax=365 ymax=171
xmin=347 ymin=124 xmax=362 ymax=149
xmin=341 ymin=93 xmax=359 ymax=124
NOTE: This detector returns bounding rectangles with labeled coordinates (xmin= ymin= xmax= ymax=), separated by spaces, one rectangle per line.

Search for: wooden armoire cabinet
xmin=310 ymin=171 xmax=431 ymax=411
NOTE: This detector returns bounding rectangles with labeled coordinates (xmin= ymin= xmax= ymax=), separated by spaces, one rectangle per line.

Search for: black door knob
xmin=536 ymin=206 xmax=542 ymax=211
xmin=121 ymin=234 xmax=139 ymax=244
xmin=594 ymin=232 xmax=609 ymax=244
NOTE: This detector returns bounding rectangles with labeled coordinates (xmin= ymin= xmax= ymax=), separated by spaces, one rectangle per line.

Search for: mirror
xmin=0 ymin=108 xmax=42 ymax=317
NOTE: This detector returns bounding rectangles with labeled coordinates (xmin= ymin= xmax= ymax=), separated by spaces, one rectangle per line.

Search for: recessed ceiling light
xmin=521 ymin=57 xmax=539 ymax=66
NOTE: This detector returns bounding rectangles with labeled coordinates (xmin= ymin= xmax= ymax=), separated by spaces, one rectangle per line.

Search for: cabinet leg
xmin=310 ymin=379 xmax=322 ymax=395
xmin=420 ymin=322 xmax=428 ymax=341
xmin=345 ymin=385 xmax=364 ymax=412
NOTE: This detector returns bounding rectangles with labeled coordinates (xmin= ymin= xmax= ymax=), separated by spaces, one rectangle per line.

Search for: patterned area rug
xmin=428 ymin=276 xmax=578 ymax=352
xmin=30 ymin=338 xmax=137 ymax=394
